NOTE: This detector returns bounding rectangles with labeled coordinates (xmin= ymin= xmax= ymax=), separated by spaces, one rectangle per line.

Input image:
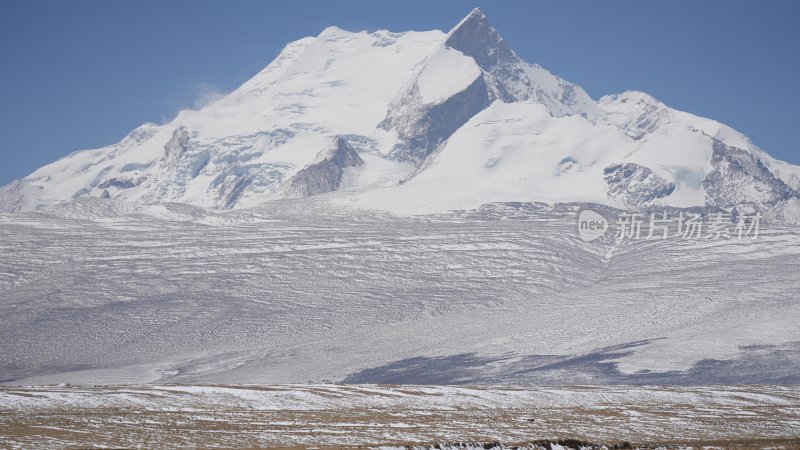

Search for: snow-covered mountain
xmin=2 ymin=8 xmax=799 ymax=215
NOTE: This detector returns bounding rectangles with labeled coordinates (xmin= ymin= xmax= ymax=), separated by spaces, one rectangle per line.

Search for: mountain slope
xmin=351 ymin=93 xmax=799 ymax=214
xmin=0 ymin=27 xmax=442 ymax=211
xmin=379 ymin=8 xmax=596 ymax=164
xmin=1 ymin=8 xmax=799 ymax=215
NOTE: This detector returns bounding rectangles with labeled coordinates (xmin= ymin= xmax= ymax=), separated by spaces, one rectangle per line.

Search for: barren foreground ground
xmin=1 ymin=384 xmax=798 ymax=448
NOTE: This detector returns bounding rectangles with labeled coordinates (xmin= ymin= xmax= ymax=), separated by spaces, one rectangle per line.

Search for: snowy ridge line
xmin=0 ymin=8 xmax=798 ymax=215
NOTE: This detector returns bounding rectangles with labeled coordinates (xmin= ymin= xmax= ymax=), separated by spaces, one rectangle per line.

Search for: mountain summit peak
xmin=465 ymin=7 xmax=487 ymax=21
xmin=444 ymin=7 xmax=487 ymax=34
xmin=2 ymin=10 xmax=799 ymax=216
xmin=445 ymin=7 xmax=513 ymax=69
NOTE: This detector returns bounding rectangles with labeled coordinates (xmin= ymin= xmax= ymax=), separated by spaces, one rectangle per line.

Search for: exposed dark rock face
xmin=604 ymin=163 xmax=676 ymax=208
xmin=211 ymin=162 xmax=292 ymax=209
xmin=163 ymin=128 xmax=191 ymax=165
xmin=98 ymin=177 xmax=145 ymax=190
xmin=218 ymin=174 xmax=252 ymax=209
xmin=444 ymin=8 xmax=521 ymax=103
xmin=383 ymin=76 xmax=492 ymax=163
xmin=381 ymin=8 xmax=587 ymax=165
xmin=382 ymin=10 xmax=507 ymax=164
xmin=284 ymin=136 xmax=364 ymax=198
xmin=0 ymin=180 xmax=28 ymax=213
xmin=703 ymin=140 xmax=797 ymax=209
xmin=446 ymin=9 xmax=513 ymax=69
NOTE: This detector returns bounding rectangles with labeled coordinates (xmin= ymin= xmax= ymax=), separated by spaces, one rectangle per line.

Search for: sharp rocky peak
xmin=445 ymin=7 xmax=516 ymax=70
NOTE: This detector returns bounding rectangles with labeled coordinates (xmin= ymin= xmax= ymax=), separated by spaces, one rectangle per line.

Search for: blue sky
xmin=1 ymin=0 xmax=799 ymax=185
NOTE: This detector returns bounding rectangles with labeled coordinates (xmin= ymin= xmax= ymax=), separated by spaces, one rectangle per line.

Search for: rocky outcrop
xmin=703 ymin=140 xmax=797 ymax=209
xmin=599 ymin=92 xmax=673 ymax=140
xmin=381 ymin=8 xmax=592 ymax=164
xmin=382 ymin=76 xmax=492 ymax=163
xmin=444 ymin=8 xmax=520 ymax=103
xmin=284 ymin=137 xmax=364 ymax=198
xmin=445 ymin=7 xmax=563 ymax=106
xmin=0 ymin=180 xmax=29 ymax=213
xmin=98 ymin=176 xmax=146 ymax=190
xmin=217 ymin=173 xmax=252 ymax=209
xmin=163 ymin=128 xmax=191 ymax=165
xmin=604 ymin=163 xmax=676 ymax=208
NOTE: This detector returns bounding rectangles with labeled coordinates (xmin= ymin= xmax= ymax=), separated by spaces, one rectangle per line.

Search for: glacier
xmin=0 ymin=201 xmax=799 ymax=385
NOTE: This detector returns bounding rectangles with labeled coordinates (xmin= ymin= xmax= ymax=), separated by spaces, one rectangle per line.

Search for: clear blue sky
xmin=1 ymin=0 xmax=799 ymax=185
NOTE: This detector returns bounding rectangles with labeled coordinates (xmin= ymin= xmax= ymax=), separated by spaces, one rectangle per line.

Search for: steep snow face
xmin=598 ymin=91 xmax=800 ymax=192
xmin=1 ymin=8 xmax=798 ymax=215
xmin=0 ymin=27 xmax=442 ymax=211
xmin=444 ymin=8 xmax=596 ymax=115
xmin=380 ymin=8 xmax=596 ymax=163
xmin=416 ymin=47 xmax=482 ymax=104
xmin=350 ymin=98 xmax=798 ymax=215
xmin=354 ymin=102 xmax=623 ymax=214
xmin=599 ymin=91 xmax=674 ymax=140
